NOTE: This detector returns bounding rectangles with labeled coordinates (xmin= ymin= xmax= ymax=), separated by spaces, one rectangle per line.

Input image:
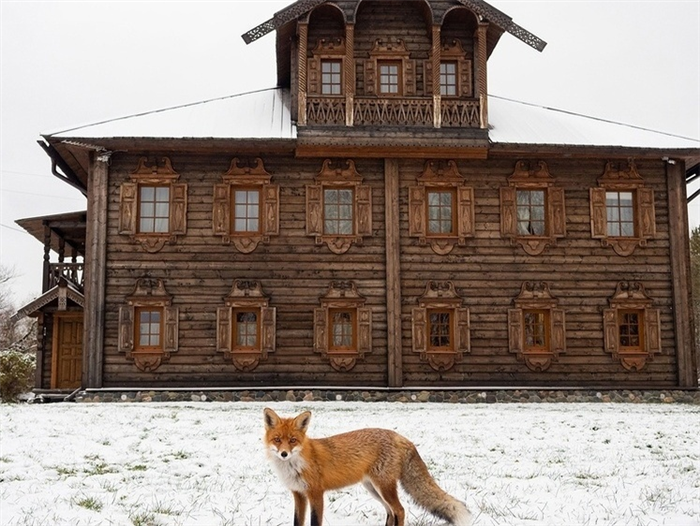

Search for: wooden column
xmin=432 ymin=25 xmax=442 ymax=128
xmin=83 ymin=151 xmax=110 ymax=389
xmin=476 ymin=22 xmax=489 ymax=129
xmin=345 ymin=23 xmax=355 ymax=127
xmin=385 ymin=159 xmax=403 ymax=387
xmin=42 ymin=222 xmax=51 ymax=292
xmin=297 ymin=22 xmax=309 ymax=127
xmin=666 ymin=159 xmax=698 ymax=388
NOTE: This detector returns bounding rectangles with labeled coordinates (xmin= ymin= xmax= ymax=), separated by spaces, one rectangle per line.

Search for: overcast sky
xmin=1 ymin=0 xmax=699 ymax=305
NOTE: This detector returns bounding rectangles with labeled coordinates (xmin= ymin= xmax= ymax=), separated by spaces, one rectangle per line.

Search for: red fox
xmin=263 ymin=407 xmax=472 ymax=526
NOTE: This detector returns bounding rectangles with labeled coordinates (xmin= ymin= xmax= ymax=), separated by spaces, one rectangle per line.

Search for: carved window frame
xmin=364 ymin=38 xmax=416 ymax=97
xmin=590 ymin=160 xmax=656 ymax=256
xmin=118 ymin=278 xmax=178 ymax=372
xmin=213 ymin=158 xmax=279 ymax=254
xmin=409 ymin=160 xmax=475 ymax=255
xmin=425 ymin=39 xmax=474 ymax=98
xmin=308 ymin=38 xmax=345 ymax=97
xmin=603 ymin=282 xmax=661 ymax=371
xmin=500 ymin=160 xmax=566 ymax=256
xmin=306 ymin=159 xmax=372 ymax=254
xmin=508 ymin=282 xmax=565 ymax=372
xmin=412 ymin=281 xmax=470 ymax=372
xmin=314 ymin=281 xmax=372 ymax=372
xmin=216 ymin=280 xmax=276 ymax=372
xmin=119 ymin=157 xmax=187 ymax=253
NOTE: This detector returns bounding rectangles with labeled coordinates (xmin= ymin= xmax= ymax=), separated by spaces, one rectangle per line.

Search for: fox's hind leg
xmin=362 ymin=480 xmax=394 ymax=526
xmin=364 ymin=479 xmax=405 ymax=526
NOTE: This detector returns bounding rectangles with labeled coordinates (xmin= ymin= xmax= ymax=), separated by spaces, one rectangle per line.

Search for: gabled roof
xmin=242 ymin=0 xmax=546 ymax=52
xmin=12 ymin=280 xmax=84 ymax=321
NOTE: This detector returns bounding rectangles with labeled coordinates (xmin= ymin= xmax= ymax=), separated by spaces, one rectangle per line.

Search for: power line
xmin=1 ymin=189 xmax=84 ymax=201
xmin=1 ymin=223 xmax=27 ymax=234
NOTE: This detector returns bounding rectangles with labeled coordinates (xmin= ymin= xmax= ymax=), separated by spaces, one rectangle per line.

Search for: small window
xmin=379 ymin=61 xmax=401 ymax=95
xmin=324 ymin=188 xmax=354 ymax=235
xmin=618 ymin=309 xmax=643 ymax=350
xmin=516 ymin=189 xmax=546 ymax=236
xmin=606 ymin=191 xmax=635 ymax=237
xmin=523 ymin=309 xmax=549 ymax=351
xmin=428 ymin=310 xmax=453 ymax=351
xmin=233 ymin=188 xmax=261 ymax=234
xmin=321 ymin=60 xmax=342 ymax=95
xmin=440 ymin=62 xmax=458 ymax=96
xmin=329 ymin=308 xmax=356 ymax=351
xmin=139 ymin=186 xmax=170 ymax=233
xmin=136 ymin=307 xmax=162 ymax=350
xmin=234 ymin=308 xmax=260 ymax=350
xmin=427 ymin=189 xmax=456 ymax=235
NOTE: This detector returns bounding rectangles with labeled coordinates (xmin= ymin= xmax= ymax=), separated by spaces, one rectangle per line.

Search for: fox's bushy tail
xmin=399 ymin=446 xmax=472 ymax=526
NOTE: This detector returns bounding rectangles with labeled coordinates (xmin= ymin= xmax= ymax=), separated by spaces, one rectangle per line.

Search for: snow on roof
xmin=47 ymin=88 xmax=699 ymax=151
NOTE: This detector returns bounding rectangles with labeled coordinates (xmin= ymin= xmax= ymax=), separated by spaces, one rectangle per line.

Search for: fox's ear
xmin=294 ymin=411 xmax=312 ymax=432
xmin=264 ymin=408 xmax=280 ymax=430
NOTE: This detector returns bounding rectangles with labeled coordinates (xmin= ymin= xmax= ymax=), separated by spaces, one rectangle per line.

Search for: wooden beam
xmin=384 ymin=158 xmax=403 ymax=387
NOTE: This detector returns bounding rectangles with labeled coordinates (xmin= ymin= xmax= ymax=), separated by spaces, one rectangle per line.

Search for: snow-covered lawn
xmin=1 ymin=401 xmax=698 ymax=526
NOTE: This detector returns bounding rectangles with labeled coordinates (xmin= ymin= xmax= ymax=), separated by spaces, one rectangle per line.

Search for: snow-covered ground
xmin=1 ymin=401 xmax=698 ymax=526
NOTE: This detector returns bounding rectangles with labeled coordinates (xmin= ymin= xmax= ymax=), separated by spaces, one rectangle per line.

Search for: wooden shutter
xmin=603 ymin=308 xmax=618 ymax=354
xmin=358 ymin=307 xmax=372 ymax=355
xmin=637 ymin=188 xmax=656 ymax=239
xmin=459 ymin=59 xmax=473 ymax=98
xmin=308 ymin=57 xmax=320 ymax=95
xmin=313 ymin=308 xmax=327 ymax=353
xmin=500 ymin=186 xmax=517 ymax=237
xmin=163 ymin=307 xmax=178 ymax=354
xmin=213 ymin=184 xmax=231 ymax=236
xmin=590 ymin=187 xmax=607 ymax=239
xmin=356 ymin=184 xmax=372 ymax=237
xmin=306 ymin=185 xmax=323 ymax=236
xmin=364 ymin=60 xmax=376 ymax=95
xmin=645 ymin=308 xmax=662 ymax=354
xmin=119 ymin=183 xmax=138 ymax=235
xmin=456 ymin=307 xmax=471 ymax=354
xmin=261 ymin=306 xmax=276 ymax=354
xmin=507 ymin=309 xmax=523 ymax=354
xmin=412 ymin=307 xmax=427 ymax=355
xmin=170 ymin=183 xmax=188 ymax=236
xmin=264 ymin=185 xmax=280 ymax=236
xmin=551 ymin=309 xmax=566 ymax=354
xmin=118 ymin=306 xmax=134 ymax=353
xmin=423 ymin=60 xmax=433 ymax=94
xmin=457 ymin=186 xmax=475 ymax=240
xmin=404 ymin=59 xmax=417 ymax=96
xmin=549 ymin=187 xmax=566 ymax=238
xmin=409 ymin=186 xmax=426 ymax=237
xmin=216 ymin=307 xmax=231 ymax=354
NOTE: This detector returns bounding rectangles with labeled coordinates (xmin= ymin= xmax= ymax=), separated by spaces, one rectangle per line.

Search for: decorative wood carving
xmin=119 ymin=157 xmax=187 ymax=254
xmin=409 ymin=160 xmax=474 ymax=255
xmin=353 ymin=98 xmax=433 ymax=126
xmin=365 ymin=38 xmax=416 ymax=97
xmin=412 ymin=281 xmax=470 ymax=372
xmin=508 ymin=282 xmax=565 ymax=372
xmin=425 ymin=39 xmax=473 ymax=99
xmin=216 ymin=280 xmax=275 ymax=372
xmin=119 ymin=278 xmax=178 ymax=373
xmin=314 ymin=281 xmax=371 ymax=372
xmin=306 ymin=159 xmax=372 ymax=254
xmin=501 ymin=160 xmax=566 ymax=256
xmin=308 ymin=37 xmax=345 ymax=96
xmin=603 ymin=282 xmax=661 ymax=371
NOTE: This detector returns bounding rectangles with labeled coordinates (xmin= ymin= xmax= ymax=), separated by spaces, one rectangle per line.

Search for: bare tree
xmin=0 ymin=266 xmax=36 ymax=354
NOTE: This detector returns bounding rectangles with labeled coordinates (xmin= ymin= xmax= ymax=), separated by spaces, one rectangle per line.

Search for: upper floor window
xmin=324 ymin=188 xmax=354 ymax=235
xmin=427 ymin=189 xmax=456 ymax=235
xmin=139 ymin=186 xmax=170 ymax=234
xmin=606 ymin=190 xmax=635 ymax=237
xmin=516 ymin=189 xmax=547 ymax=236
xmin=364 ymin=38 xmax=416 ymax=98
xmin=440 ymin=61 xmax=458 ymax=96
xmin=321 ymin=60 xmax=342 ymax=95
xmin=233 ymin=188 xmax=261 ymax=234
xmin=379 ymin=61 xmax=402 ymax=95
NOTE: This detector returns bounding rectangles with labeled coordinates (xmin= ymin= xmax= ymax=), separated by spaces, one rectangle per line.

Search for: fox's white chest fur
xmin=267 ymin=446 xmax=308 ymax=493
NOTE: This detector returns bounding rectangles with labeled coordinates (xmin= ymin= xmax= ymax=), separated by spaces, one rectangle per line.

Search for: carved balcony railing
xmin=354 ymin=97 xmax=434 ymax=127
xmin=307 ymin=97 xmax=346 ymax=126
xmin=441 ymin=99 xmax=481 ymax=128
xmin=48 ymin=262 xmax=84 ymax=291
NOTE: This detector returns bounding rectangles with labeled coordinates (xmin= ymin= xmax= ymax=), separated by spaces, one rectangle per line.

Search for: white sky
xmin=1 ymin=0 xmax=699 ymax=305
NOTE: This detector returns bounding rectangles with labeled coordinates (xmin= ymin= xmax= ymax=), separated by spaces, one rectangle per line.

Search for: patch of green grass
xmin=72 ymin=495 xmax=103 ymax=512
xmin=129 ymin=464 xmax=148 ymax=472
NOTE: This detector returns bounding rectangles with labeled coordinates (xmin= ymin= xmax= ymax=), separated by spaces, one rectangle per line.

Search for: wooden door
xmin=52 ymin=314 xmax=83 ymax=389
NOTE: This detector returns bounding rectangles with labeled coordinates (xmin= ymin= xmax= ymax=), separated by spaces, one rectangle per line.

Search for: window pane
xmin=429 ymin=311 xmax=452 ymax=349
xmin=235 ymin=311 xmax=258 ymax=348
xmin=139 ymin=186 xmax=170 ymax=233
xmin=606 ymin=190 xmax=635 ymax=237
xmin=137 ymin=310 xmax=161 ymax=348
xmin=427 ymin=190 xmax=454 ymax=235
xmin=524 ymin=310 xmax=547 ymax=349
xmin=324 ymin=188 xmax=354 ymax=235
xmin=517 ymin=190 xmax=546 ymax=236
xmin=330 ymin=310 xmax=354 ymax=348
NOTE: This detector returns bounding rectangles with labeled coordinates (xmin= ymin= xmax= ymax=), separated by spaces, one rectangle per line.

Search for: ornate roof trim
xmin=11 ymin=281 xmax=84 ymax=321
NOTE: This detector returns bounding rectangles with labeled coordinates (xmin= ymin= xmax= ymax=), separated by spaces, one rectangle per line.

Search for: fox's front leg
xmin=307 ymin=489 xmax=324 ymax=526
xmin=292 ymin=491 xmax=307 ymax=526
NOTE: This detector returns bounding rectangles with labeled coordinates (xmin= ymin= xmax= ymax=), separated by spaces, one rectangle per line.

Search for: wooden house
xmin=17 ymin=0 xmax=699 ymax=393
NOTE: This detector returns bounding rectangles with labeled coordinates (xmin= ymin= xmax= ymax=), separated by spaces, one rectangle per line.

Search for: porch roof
xmin=12 ymin=279 xmax=84 ymax=322
xmin=15 ymin=210 xmax=87 ymax=257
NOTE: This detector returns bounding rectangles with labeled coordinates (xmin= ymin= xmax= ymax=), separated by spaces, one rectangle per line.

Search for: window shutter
xmin=404 ymin=59 xmax=417 ymax=96
xmin=170 ymin=183 xmax=188 ymax=236
xmin=364 ymin=60 xmax=376 ymax=96
xmin=549 ymin=187 xmax=566 ymax=238
xmin=459 ymin=59 xmax=473 ymax=97
xmin=423 ymin=60 xmax=433 ymax=94
xmin=645 ymin=308 xmax=662 ymax=354
xmin=118 ymin=306 xmax=134 ymax=353
xmin=308 ymin=57 xmax=320 ymax=95
xmin=551 ymin=309 xmax=566 ymax=354
xmin=261 ymin=306 xmax=276 ymax=354
xmin=590 ymin=187 xmax=607 ymax=239
xmin=457 ymin=186 xmax=475 ymax=240
xmin=358 ymin=307 xmax=372 ymax=355
xmin=456 ymin=307 xmax=471 ymax=354
xmin=306 ymin=185 xmax=323 ymax=236
xmin=264 ymin=185 xmax=280 ymax=236
xmin=356 ymin=184 xmax=372 ymax=237
xmin=213 ymin=184 xmax=231 ymax=236
xmin=412 ymin=307 xmax=427 ymax=355
xmin=507 ymin=309 xmax=523 ymax=354
xmin=313 ymin=307 xmax=327 ymax=353
xmin=637 ymin=188 xmax=656 ymax=239
xmin=500 ymin=186 xmax=517 ymax=237
xmin=603 ymin=308 xmax=618 ymax=354
xmin=408 ymin=186 xmax=426 ymax=238
xmin=163 ymin=307 xmax=178 ymax=354
xmin=216 ymin=307 xmax=231 ymax=354
xmin=119 ymin=183 xmax=138 ymax=235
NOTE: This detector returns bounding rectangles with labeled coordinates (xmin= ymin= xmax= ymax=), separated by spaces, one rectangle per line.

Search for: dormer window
xmin=379 ymin=61 xmax=402 ymax=95
xmin=440 ymin=62 xmax=458 ymax=96
xmin=321 ymin=59 xmax=342 ymax=95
